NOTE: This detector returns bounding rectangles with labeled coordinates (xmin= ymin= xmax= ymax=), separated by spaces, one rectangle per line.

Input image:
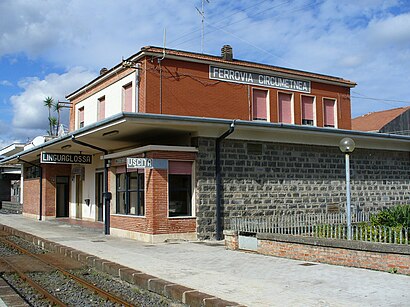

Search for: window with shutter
xmin=252 ymin=89 xmax=268 ymax=121
xmin=278 ymin=93 xmax=293 ymax=124
xmin=301 ymin=95 xmax=314 ymax=126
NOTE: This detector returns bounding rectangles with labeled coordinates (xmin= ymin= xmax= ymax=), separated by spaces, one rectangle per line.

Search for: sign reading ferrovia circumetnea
xmin=209 ymin=65 xmax=311 ymax=93
xmin=41 ymin=152 xmax=92 ymax=164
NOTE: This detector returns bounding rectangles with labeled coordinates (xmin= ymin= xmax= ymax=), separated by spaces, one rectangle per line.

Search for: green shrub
xmin=354 ymin=223 xmax=406 ymax=243
xmin=370 ymin=205 xmax=410 ymax=228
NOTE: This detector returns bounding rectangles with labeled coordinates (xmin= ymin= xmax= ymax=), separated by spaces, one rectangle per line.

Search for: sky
xmin=1 ymin=0 xmax=410 ymax=148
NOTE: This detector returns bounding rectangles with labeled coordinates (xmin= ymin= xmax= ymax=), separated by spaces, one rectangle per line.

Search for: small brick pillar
xmin=223 ymin=230 xmax=238 ymax=250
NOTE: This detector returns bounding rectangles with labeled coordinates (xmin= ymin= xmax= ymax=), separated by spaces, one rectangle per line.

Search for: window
xmin=252 ymin=89 xmax=268 ymax=121
xmin=323 ymin=98 xmax=336 ymax=128
xmin=278 ymin=93 xmax=293 ymax=124
xmin=78 ymin=107 xmax=84 ymax=128
xmin=25 ymin=166 xmax=40 ymax=179
xmin=122 ymin=83 xmax=133 ymax=112
xmin=116 ymin=170 xmax=144 ymax=216
xmin=168 ymin=161 xmax=193 ymax=217
xmin=301 ymin=95 xmax=315 ymax=126
xmin=97 ymin=96 xmax=105 ymax=121
xmin=247 ymin=143 xmax=263 ymax=155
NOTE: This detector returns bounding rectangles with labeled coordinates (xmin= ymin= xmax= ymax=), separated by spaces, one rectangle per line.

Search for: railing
xmin=230 ymin=213 xmax=410 ymax=245
xmin=231 ymin=212 xmax=372 ymax=234
xmin=311 ymin=224 xmax=409 ymax=244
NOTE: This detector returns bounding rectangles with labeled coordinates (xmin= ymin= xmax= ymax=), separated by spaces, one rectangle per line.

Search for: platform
xmin=0 ymin=214 xmax=409 ymax=306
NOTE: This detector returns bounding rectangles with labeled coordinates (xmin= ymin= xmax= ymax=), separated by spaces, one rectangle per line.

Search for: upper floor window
xmin=122 ymin=83 xmax=133 ymax=112
xmin=78 ymin=107 xmax=84 ymax=128
xmin=252 ymin=89 xmax=268 ymax=121
xmin=323 ymin=98 xmax=336 ymax=128
xmin=278 ymin=92 xmax=293 ymax=124
xmin=301 ymin=95 xmax=315 ymax=126
xmin=97 ymin=96 xmax=105 ymax=121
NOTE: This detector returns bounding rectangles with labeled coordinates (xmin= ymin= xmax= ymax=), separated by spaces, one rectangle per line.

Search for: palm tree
xmin=43 ymin=96 xmax=54 ymax=135
xmin=49 ymin=117 xmax=58 ymax=136
xmin=53 ymin=101 xmax=63 ymax=134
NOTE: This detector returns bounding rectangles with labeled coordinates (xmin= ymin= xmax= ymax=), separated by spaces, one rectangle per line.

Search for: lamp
xmin=102 ymin=130 xmax=119 ymax=137
xmin=339 ymin=137 xmax=355 ymax=240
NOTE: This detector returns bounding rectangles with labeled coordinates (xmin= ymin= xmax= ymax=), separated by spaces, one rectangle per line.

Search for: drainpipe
xmin=215 ymin=120 xmax=236 ymax=240
xmin=18 ymin=157 xmax=42 ymax=221
xmin=71 ymin=136 xmax=111 ymax=235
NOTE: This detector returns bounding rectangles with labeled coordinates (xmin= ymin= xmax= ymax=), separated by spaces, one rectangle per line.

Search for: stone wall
xmin=195 ymin=137 xmax=410 ymax=240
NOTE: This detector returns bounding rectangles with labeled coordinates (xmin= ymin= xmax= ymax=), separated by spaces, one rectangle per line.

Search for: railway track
xmin=0 ymin=234 xmax=179 ymax=307
xmin=0 ymin=235 xmax=137 ymax=306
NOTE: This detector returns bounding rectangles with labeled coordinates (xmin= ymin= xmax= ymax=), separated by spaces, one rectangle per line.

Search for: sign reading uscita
xmin=126 ymin=157 xmax=168 ymax=170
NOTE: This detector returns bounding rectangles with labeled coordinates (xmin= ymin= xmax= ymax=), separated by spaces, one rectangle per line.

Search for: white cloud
xmin=368 ymin=13 xmax=410 ymax=46
xmin=10 ymin=67 xmax=95 ymax=138
xmin=1 ymin=0 xmax=410 ymax=125
xmin=0 ymin=0 xmax=199 ymax=69
xmin=0 ymin=80 xmax=12 ymax=86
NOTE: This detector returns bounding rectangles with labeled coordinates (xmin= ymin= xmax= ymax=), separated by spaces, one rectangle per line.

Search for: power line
xmin=168 ymin=0 xmax=271 ymax=47
xmin=204 ymin=19 xmax=294 ymax=66
xmin=170 ymin=0 xmax=325 ymax=67
xmin=171 ymin=0 xmax=292 ymax=49
xmin=351 ymin=96 xmax=410 ymax=104
xmin=351 ymin=91 xmax=410 ymax=107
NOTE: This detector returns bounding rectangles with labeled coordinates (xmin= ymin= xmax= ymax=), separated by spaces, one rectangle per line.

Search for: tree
xmin=53 ymin=101 xmax=63 ymax=134
xmin=49 ymin=117 xmax=58 ymax=136
xmin=43 ymin=96 xmax=54 ymax=135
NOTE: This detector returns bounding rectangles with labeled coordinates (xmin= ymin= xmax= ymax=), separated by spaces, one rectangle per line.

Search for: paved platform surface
xmin=0 ymin=214 xmax=409 ymax=307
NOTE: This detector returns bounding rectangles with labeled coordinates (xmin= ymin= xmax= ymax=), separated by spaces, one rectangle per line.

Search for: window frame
xmin=168 ymin=161 xmax=194 ymax=218
xmin=300 ymin=94 xmax=316 ymax=126
xmin=122 ymin=82 xmax=133 ymax=112
xmin=24 ymin=165 xmax=40 ymax=179
xmin=97 ymin=96 xmax=105 ymax=121
xmin=115 ymin=170 xmax=145 ymax=217
xmin=252 ymin=88 xmax=270 ymax=122
xmin=323 ymin=97 xmax=338 ymax=128
xmin=277 ymin=91 xmax=294 ymax=124
xmin=78 ymin=107 xmax=85 ymax=129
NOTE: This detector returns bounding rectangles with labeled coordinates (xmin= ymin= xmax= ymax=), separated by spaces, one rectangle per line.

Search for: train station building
xmin=1 ymin=46 xmax=409 ymax=242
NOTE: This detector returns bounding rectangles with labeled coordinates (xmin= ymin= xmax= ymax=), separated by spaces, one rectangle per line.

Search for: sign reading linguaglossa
xmin=209 ymin=65 xmax=311 ymax=93
xmin=41 ymin=152 xmax=92 ymax=164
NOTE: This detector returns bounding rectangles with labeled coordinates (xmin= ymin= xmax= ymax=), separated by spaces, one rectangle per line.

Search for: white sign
xmin=126 ymin=158 xmax=168 ymax=170
xmin=41 ymin=152 xmax=92 ymax=164
xmin=209 ymin=65 xmax=311 ymax=93
xmin=127 ymin=158 xmax=152 ymax=168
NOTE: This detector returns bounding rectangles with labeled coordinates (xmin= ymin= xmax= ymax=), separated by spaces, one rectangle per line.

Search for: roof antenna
xmin=159 ymin=28 xmax=166 ymax=61
xmin=196 ymin=0 xmax=210 ymax=54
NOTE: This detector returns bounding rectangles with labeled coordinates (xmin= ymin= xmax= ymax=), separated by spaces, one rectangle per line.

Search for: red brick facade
xmin=258 ymin=239 xmax=410 ymax=275
xmin=224 ymin=232 xmax=410 ymax=275
xmin=23 ymin=178 xmax=40 ymax=216
xmin=68 ymin=48 xmax=354 ymax=132
xmin=111 ymin=150 xmax=197 ymax=237
xmin=23 ymin=164 xmax=71 ymax=218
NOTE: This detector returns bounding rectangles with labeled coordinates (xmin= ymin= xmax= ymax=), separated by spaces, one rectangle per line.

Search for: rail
xmin=0 ymin=236 xmax=136 ymax=306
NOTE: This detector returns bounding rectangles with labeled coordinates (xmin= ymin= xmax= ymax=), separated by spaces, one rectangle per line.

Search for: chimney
xmin=99 ymin=67 xmax=108 ymax=75
xmin=221 ymin=45 xmax=233 ymax=61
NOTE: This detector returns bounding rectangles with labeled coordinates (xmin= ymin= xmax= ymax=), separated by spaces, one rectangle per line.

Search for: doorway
xmin=95 ymin=172 xmax=104 ymax=222
xmin=56 ymin=176 xmax=69 ymax=217
xmin=75 ymin=175 xmax=82 ymax=219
